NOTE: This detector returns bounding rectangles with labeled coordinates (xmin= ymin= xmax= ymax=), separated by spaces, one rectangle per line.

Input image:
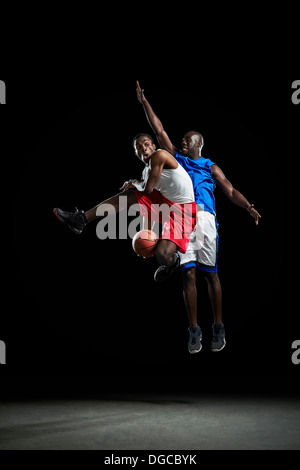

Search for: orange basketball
xmin=132 ymin=229 xmax=158 ymax=258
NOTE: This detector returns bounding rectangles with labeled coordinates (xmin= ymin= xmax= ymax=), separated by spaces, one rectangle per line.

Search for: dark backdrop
xmin=1 ymin=74 xmax=299 ymax=397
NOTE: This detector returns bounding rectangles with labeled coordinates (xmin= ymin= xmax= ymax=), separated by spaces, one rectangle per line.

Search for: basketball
xmin=132 ymin=229 xmax=158 ymax=258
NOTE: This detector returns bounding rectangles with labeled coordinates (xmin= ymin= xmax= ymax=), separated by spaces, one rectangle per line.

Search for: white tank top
xmin=138 ymin=154 xmax=195 ymax=204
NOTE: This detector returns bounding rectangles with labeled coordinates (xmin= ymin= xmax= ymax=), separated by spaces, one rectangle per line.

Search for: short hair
xmin=198 ymin=133 xmax=204 ymax=149
xmin=132 ymin=133 xmax=155 ymax=149
xmin=188 ymin=131 xmax=204 ymax=148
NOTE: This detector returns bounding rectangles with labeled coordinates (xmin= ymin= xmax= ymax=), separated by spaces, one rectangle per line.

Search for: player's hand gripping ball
xmin=132 ymin=229 xmax=158 ymax=258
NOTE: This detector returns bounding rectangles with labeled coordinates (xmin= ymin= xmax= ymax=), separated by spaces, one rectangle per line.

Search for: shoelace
xmin=189 ymin=329 xmax=199 ymax=344
xmin=212 ymin=326 xmax=223 ymax=342
xmin=73 ymin=207 xmax=86 ymax=225
xmin=74 ymin=207 xmax=84 ymax=218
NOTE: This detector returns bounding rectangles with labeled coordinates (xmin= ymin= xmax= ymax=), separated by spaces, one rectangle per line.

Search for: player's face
xmin=134 ymin=136 xmax=156 ymax=164
xmin=181 ymin=132 xmax=200 ymax=156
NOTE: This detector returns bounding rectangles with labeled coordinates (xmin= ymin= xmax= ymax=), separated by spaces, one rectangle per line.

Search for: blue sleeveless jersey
xmin=175 ymin=152 xmax=216 ymax=217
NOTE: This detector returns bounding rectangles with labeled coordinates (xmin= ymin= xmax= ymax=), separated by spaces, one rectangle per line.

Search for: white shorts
xmin=179 ymin=207 xmax=219 ymax=273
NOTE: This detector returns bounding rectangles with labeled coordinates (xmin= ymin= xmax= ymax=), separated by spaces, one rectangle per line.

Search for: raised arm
xmin=212 ymin=164 xmax=262 ymax=225
xmin=136 ymin=81 xmax=176 ymax=156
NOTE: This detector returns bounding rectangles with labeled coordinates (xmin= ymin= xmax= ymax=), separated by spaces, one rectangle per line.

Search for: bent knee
xmin=155 ymin=240 xmax=177 ymax=265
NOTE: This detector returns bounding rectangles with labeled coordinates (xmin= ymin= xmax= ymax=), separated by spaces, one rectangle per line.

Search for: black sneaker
xmin=188 ymin=326 xmax=202 ymax=354
xmin=211 ymin=323 xmax=226 ymax=352
xmin=154 ymin=252 xmax=180 ymax=282
xmin=53 ymin=207 xmax=87 ymax=234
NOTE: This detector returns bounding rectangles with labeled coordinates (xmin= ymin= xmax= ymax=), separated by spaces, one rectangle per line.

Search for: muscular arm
xmin=143 ymin=150 xmax=166 ymax=195
xmin=136 ymin=81 xmax=176 ymax=156
xmin=212 ymin=164 xmax=261 ymax=225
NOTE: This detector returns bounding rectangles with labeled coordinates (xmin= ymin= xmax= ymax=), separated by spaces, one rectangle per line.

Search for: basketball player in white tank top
xmin=54 ymin=134 xmax=197 ymax=282
xmin=138 ymin=149 xmax=194 ymax=204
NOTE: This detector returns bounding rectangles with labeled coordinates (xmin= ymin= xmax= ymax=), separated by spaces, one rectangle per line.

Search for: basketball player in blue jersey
xmin=136 ymin=81 xmax=261 ymax=353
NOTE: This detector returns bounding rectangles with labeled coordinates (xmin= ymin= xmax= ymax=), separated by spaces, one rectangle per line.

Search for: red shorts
xmin=133 ymin=189 xmax=197 ymax=254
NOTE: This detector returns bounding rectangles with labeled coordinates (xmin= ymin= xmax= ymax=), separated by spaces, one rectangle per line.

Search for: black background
xmin=1 ymin=73 xmax=299 ymax=398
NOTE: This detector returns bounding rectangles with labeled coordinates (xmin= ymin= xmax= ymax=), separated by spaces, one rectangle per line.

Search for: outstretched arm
xmin=136 ymin=81 xmax=176 ymax=156
xmin=212 ymin=165 xmax=262 ymax=225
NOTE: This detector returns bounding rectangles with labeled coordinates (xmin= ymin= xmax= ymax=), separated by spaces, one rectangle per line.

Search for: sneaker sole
xmin=188 ymin=338 xmax=203 ymax=354
xmin=154 ymin=255 xmax=180 ymax=282
xmin=211 ymin=339 xmax=226 ymax=352
xmin=189 ymin=345 xmax=202 ymax=354
xmin=53 ymin=208 xmax=83 ymax=235
xmin=154 ymin=269 xmax=173 ymax=282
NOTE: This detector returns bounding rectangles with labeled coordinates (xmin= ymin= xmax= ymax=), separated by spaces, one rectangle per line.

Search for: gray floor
xmin=0 ymin=394 xmax=299 ymax=450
